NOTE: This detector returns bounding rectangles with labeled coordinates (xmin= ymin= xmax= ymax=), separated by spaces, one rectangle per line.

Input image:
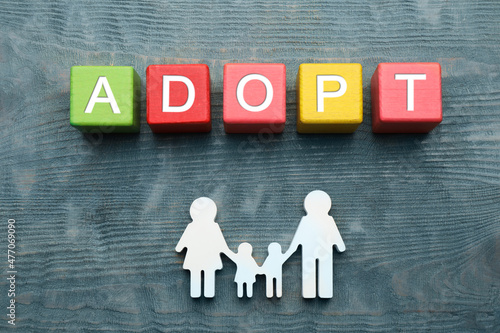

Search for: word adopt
xmin=70 ymin=62 xmax=442 ymax=135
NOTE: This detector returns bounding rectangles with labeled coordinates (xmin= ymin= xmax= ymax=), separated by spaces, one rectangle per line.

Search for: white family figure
xmin=285 ymin=190 xmax=346 ymax=298
xmin=175 ymin=197 xmax=233 ymax=298
xmin=176 ymin=190 xmax=345 ymax=299
xmin=261 ymin=242 xmax=289 ymax=298
xmin=233 ymin=242 xmax=259 ymax=298
xmin=233 ymin=242 xmax=290 ymax=298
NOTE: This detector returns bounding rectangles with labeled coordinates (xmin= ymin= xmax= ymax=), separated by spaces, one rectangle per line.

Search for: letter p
xmin=317 ymin=75 xmax=347 ymax=112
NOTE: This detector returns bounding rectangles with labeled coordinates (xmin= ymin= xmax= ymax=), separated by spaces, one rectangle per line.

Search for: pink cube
xmin=223 ymin=63 xmax=286 ymax=133
xmin=147 ymin=64 xmax=211 ymax=133
xmin=371 ymin=63 xmax=442 ymax=133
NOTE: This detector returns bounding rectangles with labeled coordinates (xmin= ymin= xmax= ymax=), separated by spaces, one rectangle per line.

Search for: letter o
xmin=236 ymin=74 xmax=273 ymax=112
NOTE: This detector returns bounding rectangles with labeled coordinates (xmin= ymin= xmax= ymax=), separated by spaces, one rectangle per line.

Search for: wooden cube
xmin=223 ymin=63 xmax=286 ymax=133
xmin=297 ymin=63 xmax=363 ymax=133
xmin=147 ymin=64 xmax=211 ymax=133
xmin=371 ymin=63 xmax=442 ymax=133
xmin=70 ymin=66 xmax=140 ymax=133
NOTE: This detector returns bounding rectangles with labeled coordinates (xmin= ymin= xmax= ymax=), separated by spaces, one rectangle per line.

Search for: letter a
xmin=84 ymin=77 xmax=121 ymax=114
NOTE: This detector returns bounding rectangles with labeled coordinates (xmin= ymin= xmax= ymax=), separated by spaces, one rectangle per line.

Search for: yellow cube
xmin=297 ymin=63 xmax=363 ymax=133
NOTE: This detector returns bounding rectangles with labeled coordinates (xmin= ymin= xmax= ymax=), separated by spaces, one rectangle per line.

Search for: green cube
xmin=70 ymin=66 xmax=141 ymax=133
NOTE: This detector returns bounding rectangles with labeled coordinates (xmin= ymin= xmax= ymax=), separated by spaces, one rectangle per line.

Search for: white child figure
xmin=233 ymin=242 xmax=260 ymax=298
xmin=261 ymin=242 xmax=289 ymax=298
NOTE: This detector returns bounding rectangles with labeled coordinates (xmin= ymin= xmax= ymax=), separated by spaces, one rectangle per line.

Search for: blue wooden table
xmin=1 ymin=1 xmax=499 ymax=332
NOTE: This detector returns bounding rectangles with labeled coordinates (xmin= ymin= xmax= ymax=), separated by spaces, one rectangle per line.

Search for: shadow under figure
xmin=175 ymin=197 xmax=233 ymax=298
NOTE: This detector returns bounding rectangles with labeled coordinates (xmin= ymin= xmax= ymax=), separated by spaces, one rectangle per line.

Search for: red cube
xmin=147 ymin=64 xmax=211 ymax=133
xmin=223 ymin=63 xmax=286 ymax=133
xmin=371 ymin=63 xmax=442 ymax=133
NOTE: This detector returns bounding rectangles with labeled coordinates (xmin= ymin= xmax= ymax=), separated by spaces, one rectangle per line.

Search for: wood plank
xmin=0 ymin=0 xmax=499 ymax=331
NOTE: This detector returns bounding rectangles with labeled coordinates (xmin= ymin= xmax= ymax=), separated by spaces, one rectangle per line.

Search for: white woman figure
xmin=175 ymin=197 xmax=234 ymax=298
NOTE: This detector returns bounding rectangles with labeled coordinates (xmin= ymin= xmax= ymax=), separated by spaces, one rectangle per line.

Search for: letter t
xmin=394 ymin=74 xmax=427 ymax=111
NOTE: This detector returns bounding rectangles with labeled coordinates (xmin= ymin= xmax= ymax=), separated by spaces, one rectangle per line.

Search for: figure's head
xmin=304 ymin=190 xmax=332 ymax=215
xmin=268 ymin=242 xmax=282 ymax=255
xmin=190 ymin=197 xmax=217 ymax=221
xmin=238 ymin=242 xmax=253 ymax=255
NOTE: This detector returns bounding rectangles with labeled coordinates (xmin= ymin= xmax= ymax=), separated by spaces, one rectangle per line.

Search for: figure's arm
xmin=283 ymin=223 xmax=303 ymax=260
xmin=257 ymin=261 xmax=265 ymax=275
xmin=175 ymin=234 xmax=187 ymax=253
xmin=330 ymin=218 xmax=346 ymax=253
xmin=223 ymin=248 xmax=237 ymax=262
xmin=175 ymin=224 xmax=192 ymax=252
xmin=283 ymin=246 xmax=296 ymax=261
xmin=335 ymin=235 xmax=346 ymax=253
xmin=216 ymin=226 xmax=237 ymax=262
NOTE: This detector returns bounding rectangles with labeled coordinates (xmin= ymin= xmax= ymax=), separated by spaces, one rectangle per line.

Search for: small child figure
xmin=233 ymin=242 xmax=260 ymax=298
xmin=261 ymin=242 xmax=288 ymax=298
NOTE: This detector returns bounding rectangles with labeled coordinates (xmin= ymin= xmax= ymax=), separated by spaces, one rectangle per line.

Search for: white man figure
xmin=284 ymin=190 xmax=346 ymax=298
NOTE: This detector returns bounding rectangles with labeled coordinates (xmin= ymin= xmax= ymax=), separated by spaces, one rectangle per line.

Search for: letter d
xmin=163 ymin=75 xmax=195 ymax=112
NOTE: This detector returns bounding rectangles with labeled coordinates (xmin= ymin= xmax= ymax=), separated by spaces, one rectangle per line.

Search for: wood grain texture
xmin=0 ymin=0 xmax=499 ymax=332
